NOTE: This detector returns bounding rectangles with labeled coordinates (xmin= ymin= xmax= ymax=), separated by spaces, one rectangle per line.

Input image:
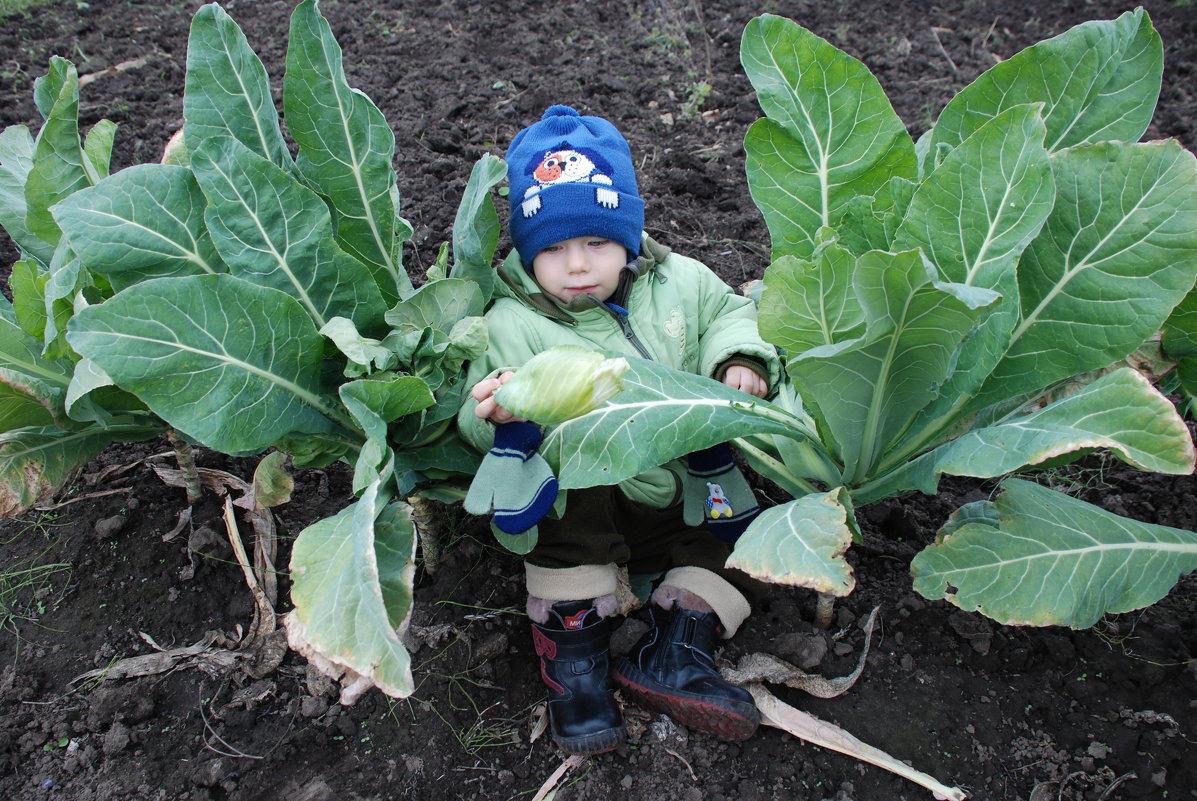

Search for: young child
xmin=457 ymin=105 xmax=781 ymax=755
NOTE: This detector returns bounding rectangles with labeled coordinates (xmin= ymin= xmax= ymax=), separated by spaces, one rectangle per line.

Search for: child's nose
xmin=566 ymin=245 xmax=588 ymax=271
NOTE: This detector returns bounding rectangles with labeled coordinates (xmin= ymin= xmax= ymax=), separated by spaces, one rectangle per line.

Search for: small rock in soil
xmin=469 ymin=631 xmax=508 ymax=664
xmin=736 ymin=778 xmax=761 ymax=801
xmin=949 ymin=610 xmax=994 ymax=655
xmin=650 ymin=715 xmax=687 ymax=748
xmin=186 ymin=525 xmax=225 ymax=556
xmin=101 ymin=722 xmax=130 ymax=755
xmin=303 ymin=664 xmax=335 ymax=697
xmin=774 ymin=631 xmax=827 ymax=669
xmin=189 ymin=757 xmax=228 ymax=788
xmin=290 ymin=776 xmax=334 ymax=801
xmin=299 ymin=696 xmax=328 ymax=718
xmin=93 ymin=514 xmax=125 ymax=539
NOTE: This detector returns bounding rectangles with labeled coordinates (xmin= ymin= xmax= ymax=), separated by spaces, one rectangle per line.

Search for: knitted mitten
xmin=465 ymin=421 xmax=558 ymax=534
xmin=681 ymin=442 xmax=760 ymax=543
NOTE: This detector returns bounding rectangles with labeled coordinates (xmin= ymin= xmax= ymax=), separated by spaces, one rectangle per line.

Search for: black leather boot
xmin=530 ymin=600 xmax=624 ymax=754
xmin=613 ymin=602 xmax=759 ymax=740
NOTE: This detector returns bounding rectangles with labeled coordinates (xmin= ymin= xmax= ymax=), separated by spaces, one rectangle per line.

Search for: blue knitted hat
xmin=506 ymin=105 xmax=645 ymax=267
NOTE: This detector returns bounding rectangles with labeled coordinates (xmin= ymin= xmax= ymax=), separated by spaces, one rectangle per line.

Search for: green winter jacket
xmin=457 ymin=235 xmax=781 ymax=509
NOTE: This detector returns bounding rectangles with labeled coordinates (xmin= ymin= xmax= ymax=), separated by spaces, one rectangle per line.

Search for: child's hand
xmin=472 ymin=371 xmax=526 ymax=423
xmin=722 ymin=365 xmax=767 ymax=398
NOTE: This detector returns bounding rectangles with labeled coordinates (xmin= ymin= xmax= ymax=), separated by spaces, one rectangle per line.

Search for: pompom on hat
xmin=505 ymin=105 xmax=645 ymax=267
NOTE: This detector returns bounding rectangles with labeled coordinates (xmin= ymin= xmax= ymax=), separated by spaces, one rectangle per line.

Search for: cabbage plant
xmin=495 ymin=345 xmax=629 ymax=425
xmin=0 ymin=57 xmax=164 ymax=517
xmin=523 ymin=10 xmax=1197 ymax=628
xmin=0 ymin=0 xmax=506 ymax=700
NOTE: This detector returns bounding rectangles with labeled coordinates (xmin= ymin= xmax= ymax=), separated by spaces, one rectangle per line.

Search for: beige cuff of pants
xmin=524 ymin=562 xmax=618 ymax=601
xmin=660 ymin=566 xmax=750 ymax=638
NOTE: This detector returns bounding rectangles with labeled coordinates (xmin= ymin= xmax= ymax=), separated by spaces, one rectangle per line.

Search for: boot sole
xmin=554 ymin=724 xmax=624 ymax=755
xmin=613 ymin=661 xmax=760 ymax=741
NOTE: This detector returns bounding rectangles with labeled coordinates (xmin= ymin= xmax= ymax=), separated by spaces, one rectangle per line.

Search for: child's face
xmin=531 ymin=236 xmax=628 ymax=305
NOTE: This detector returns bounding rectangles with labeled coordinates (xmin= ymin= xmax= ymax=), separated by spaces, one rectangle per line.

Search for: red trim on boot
xmin=531 ymin=626 xmax=565 ymax=694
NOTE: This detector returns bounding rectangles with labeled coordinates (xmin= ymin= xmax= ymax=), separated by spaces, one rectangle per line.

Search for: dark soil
xmin=1 ymin=2 xmax=1195 ymax=801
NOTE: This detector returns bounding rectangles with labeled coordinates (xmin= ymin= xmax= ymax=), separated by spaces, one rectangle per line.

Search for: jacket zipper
xmin=605 ymin=304 xmax=653 ymax=360
xmin=600 ymin=265 xmax=655 ymax=360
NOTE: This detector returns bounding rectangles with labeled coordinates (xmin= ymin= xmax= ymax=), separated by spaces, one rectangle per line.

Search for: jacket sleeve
xmin=455 ymin=300 xmax=548 ymax=453
xmin=682 ymin=255 xmax=782 ymax=391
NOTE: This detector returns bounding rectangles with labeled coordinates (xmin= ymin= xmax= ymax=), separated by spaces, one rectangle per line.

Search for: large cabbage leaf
xmin=912 ymin=478 xmax=1197 ymax=627
xmin=67 ymin=274 xmax=342 ymax=454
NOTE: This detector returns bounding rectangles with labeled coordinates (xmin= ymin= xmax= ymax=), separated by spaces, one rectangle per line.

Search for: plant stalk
xmin=407 ymin=492 xmax=440 ymax=574
xmin=733 ymin=436 xmax=824 ymax=497
xmin=166 ymin=429 xmax=202 ymax=506
xmin=814 ymin=592 xmax=835 ymax=629
xmin=870 ymin=394 xmax=971 ymax=478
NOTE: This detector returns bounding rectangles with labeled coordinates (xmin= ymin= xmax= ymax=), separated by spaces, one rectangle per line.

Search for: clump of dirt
xmin=1 ymin=2 xmax=1195 ymax=801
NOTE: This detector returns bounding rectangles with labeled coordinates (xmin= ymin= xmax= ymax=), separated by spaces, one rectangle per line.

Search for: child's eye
xmin=587 ymin=239 xmax=611 ymax=248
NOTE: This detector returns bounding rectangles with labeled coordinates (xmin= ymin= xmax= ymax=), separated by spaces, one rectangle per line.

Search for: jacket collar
xmin=494 ymin=235 xmax=672 ymax=323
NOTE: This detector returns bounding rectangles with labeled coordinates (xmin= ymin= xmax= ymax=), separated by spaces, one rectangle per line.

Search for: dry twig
xmin=664 ymin=747 xmax=698 ymax=781
xmin=929 ymin=26 xmax=960 ymax=74
xmin=531 ymin=753 xmax=587 ymax=801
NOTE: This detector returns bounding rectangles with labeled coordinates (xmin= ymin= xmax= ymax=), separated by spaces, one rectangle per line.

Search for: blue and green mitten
xmin=465 ymin=421 xmax=559 ymax=535
xmin=682 ymin=442 xmax=760 ymax=543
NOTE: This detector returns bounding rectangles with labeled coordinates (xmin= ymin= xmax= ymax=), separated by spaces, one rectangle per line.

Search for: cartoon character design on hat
xmin=505 ymin=105 xmax=645 ymax=265
xmin=522 ymin=143 xmax=619 ymax=217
